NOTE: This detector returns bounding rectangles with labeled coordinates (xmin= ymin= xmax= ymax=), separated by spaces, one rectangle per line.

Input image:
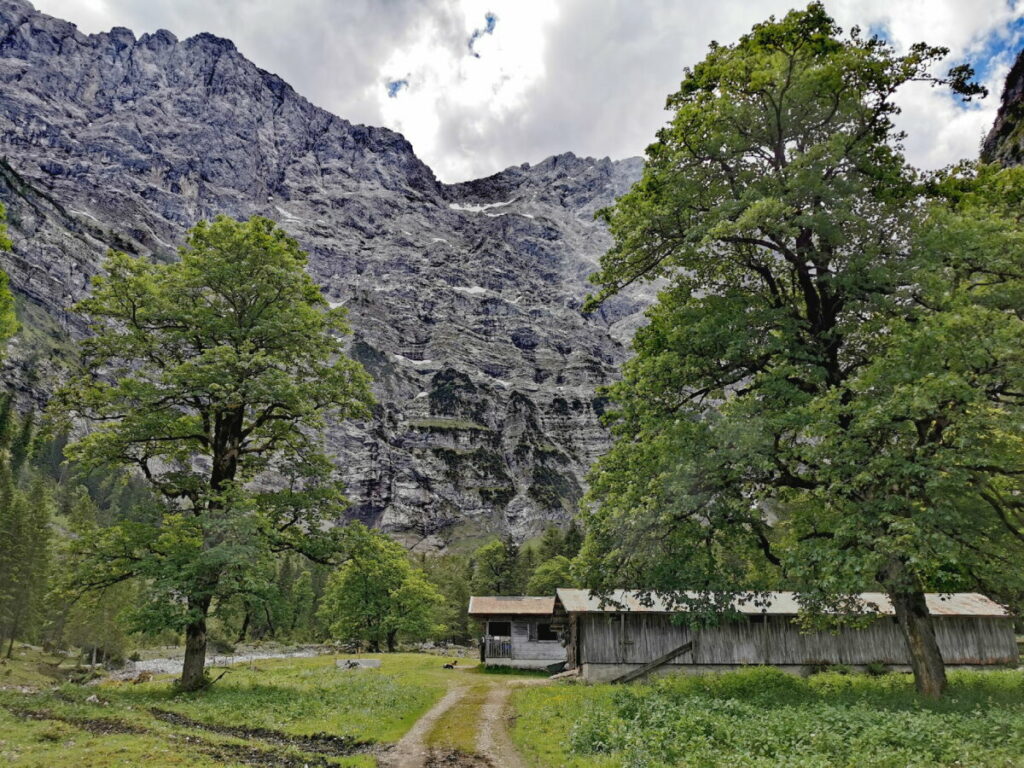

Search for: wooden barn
xmin=468 ymin=595 xmax=567 ymax=670
xmin=555 ymin=589 xmax=1018 ymax=683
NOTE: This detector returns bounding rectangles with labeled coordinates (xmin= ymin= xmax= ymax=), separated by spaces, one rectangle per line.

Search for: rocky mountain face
xmin=982 ymin=47 xmax=1024 ymax=166
xmin=0 ymin=0 xmax=646 ymax=547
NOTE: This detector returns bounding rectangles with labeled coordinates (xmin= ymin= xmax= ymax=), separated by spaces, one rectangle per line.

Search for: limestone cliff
xmin=0 ymin=0 xmax=647 ymax=547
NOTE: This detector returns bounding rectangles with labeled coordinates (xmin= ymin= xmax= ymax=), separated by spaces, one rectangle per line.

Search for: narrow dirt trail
xmin=475 ymin=684 xmax=528 ymax=768
xmin=385 ymin=685 xmax=468 ymax=768
xmin=385 ymin=676 xmax=546 ymax=768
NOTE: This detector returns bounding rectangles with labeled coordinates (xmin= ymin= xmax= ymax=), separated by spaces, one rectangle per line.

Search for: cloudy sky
xmin=31 ymin=0 xmax=1024 ymax=182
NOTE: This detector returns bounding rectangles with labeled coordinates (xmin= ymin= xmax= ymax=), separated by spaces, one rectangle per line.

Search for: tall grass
xmin=515 ymin=667 xmax=1024 ymax=768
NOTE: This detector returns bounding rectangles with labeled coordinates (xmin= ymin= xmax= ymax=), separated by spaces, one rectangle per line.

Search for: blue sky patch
xmin=386 ymin=78 xmax=408 ymax=98
xmin=468 ymin=12 xmax=498 ymax=58
xmin=970 ymin=15 xmax=1024 ymax=81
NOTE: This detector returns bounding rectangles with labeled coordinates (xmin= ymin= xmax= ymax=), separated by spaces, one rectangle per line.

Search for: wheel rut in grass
xmin=150 ymin=707 xmax=372 ymax=756
xmin=4 ymin=705 xmax=343 ymax=768
xmin=5 ymin=706 xmax=148 ymax=735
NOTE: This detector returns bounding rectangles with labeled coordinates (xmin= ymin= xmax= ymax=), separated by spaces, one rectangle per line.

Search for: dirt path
xmin=385 ymin=676 xmax=544 ymax=768
xmin=475 ymin=684 xmax=527 ymax=768
xmin=385 ymin=686 xmax=468 ymax=768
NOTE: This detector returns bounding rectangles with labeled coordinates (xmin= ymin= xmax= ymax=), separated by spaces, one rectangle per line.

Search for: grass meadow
xmin=0 ymin=652 xmax=454 ymax=767
xmin=512 ymin=666 xmax=1024 ymax=768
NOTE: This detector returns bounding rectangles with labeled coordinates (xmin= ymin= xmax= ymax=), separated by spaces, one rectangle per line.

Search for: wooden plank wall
xmin=578 ymin=613 xmax=1017 ymax=666
xmin=510 ymin=619 xmax=566 ymax=661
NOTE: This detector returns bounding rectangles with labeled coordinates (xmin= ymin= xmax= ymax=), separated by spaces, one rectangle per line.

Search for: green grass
xmin=111 ymin=654 xmax=447 ymax=742
xmin=0 ymin=645 xmax=86 ymax=687
xmin=512 ymin=667 xmax=1024 ymax=768
xmin=474 ymin=663 xmax=551 ymax=677
xmin=0 ymin=653 xmax=454 ymax=767
xmin=428 ymin=680 xmax=490 ymax=753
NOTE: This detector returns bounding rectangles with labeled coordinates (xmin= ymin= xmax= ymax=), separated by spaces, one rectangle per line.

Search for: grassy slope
xmin=0 ymin=653 xmax=457 ymax=767
xmin=512 ymin=667 xmax=1024 ymax=768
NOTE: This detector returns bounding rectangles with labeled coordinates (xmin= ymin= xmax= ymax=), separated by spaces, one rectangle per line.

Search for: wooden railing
xmin=485 ymin=637 xmax=512 ymax=658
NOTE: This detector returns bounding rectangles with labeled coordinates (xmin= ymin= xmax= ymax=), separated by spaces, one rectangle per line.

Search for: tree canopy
xmin=579 ymin=3 xmax=1005 ymax=697
xmin=57 ymin=215 xmax=374 ymax=689
xmin=318 ymin=523 xmax=444 ymax=651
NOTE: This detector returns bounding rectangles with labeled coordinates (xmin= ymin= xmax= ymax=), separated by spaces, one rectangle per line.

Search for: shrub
xmin=866 ymin=661 xmax=888 ymax=676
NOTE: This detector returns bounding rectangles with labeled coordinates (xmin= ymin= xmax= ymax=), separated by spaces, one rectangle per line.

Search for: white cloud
xmin=371 ymin=2 xmax=560 ymax=180
xmin=827 ymin=0 xmax=1024 ymax=170
xmin=27 ymin=0 xmax=1024 ymax=181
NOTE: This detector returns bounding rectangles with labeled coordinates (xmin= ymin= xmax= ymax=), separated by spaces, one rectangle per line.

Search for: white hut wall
xmin=578 ymin=613 xmax=1017 ymax=666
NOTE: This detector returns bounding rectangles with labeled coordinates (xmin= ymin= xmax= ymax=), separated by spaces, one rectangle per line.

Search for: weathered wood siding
xmin=510 ymin=620 xmax=565 ymax=661
xmin=479 ymin=615 xmax=565 ymax=663
xmin=578 ymin=614 xmax=1017 ymax=666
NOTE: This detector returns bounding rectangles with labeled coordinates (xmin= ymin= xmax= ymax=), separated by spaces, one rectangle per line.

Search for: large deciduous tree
xmin=579 ymin=4 xmax=1010 ymax=698
xmin=318 ymin=523 xmax=444 ymax=651
xmin=57 ymin=215 xmax=373 ymax=690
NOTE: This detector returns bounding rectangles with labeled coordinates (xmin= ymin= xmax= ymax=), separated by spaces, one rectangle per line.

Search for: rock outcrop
xmin=982 ymin=47 xmax=1024 ymax=166
xmin=0 ymin=0 xmax=646 ymax=546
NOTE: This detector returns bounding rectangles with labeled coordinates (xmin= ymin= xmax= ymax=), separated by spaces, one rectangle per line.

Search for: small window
xmin=536 ymin=623 xmax=559 ymax=641
xmin=488 ymin=621 xmax=511 ymax=637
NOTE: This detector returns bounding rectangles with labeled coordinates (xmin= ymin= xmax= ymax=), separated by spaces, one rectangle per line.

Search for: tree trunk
xmin=387 ymin=630 xmax=397 ymax=653
xmin=5 ymin=609 xmax=21 ymax=659
xmin=236 ymin=611 xmax=251 ymax=644
xmin=890 ymin=589 xmax=947 ymax=698
xmin=180 ymin=596 xmax=212 ymax=691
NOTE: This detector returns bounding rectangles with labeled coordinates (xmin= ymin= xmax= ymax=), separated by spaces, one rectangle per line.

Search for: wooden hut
xmin=555 ymin=589 xmax=1017 ymax=683
xmin=468 ymin=595 xmax=566 ymax=670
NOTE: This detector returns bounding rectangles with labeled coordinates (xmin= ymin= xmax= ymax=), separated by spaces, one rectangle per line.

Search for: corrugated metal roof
xmin=468 ymin=595 xmax=556 ymax=616
xmin=554 ymin=589 xmax=1009 ymax=617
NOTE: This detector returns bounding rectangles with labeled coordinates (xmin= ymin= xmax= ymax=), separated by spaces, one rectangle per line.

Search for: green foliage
xmin=0 ymin=203 xmax=17 ymax=358
xmin=515 ymin=668 xmax=1024 ymax=768
xmin=0 ymin=466 xmax=53 ymax=655
xmin=470 ymin=538 xmax=519 ymax=595
xmin=9 ymin=408 xmax=34 ymax=473
xmin=318 ymin=524 xmax=445 ymax=651
xmin=61 ymin=581 xmax=133 ymax=666
xmin=418 ymin=551 xmax=474 ymax=643
xmin=578 ymin=2 xmax=1018 ymax=696
xmin=526 ymin=555 xmax=575 ymax=595
xmin=289 ymin=569 xmax=317 ymax=637
xmin=53 ymin=215 xmax=374 ymax=686
xmin=535 ymin=524 xmax=583 ymax=562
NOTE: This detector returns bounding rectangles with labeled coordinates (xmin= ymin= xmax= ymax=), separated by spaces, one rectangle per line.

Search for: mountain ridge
xmin=0 ymin=0 xmax=647 ymax=547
